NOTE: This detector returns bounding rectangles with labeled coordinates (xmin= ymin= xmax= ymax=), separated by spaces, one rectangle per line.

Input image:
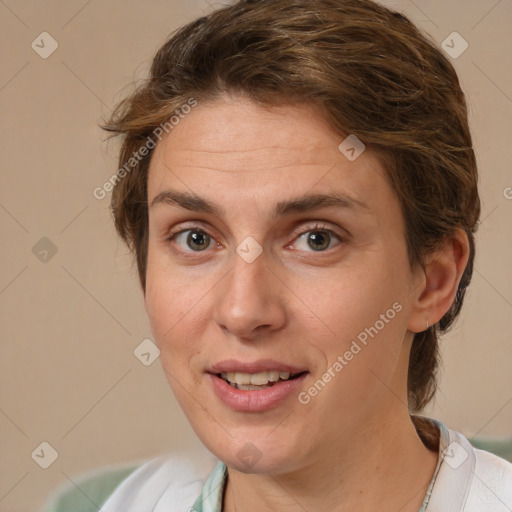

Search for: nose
xmin=212 ymin=247 xmax=287 ymax=341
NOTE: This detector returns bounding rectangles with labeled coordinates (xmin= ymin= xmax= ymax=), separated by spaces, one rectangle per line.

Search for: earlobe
xmin=407 ymin=229 xmax=470 ymax=334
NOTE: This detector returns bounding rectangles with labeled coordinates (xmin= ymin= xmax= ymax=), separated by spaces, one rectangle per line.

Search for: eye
xmin=166 ymin=222 xmax=344 ymax=255
xmin=291 ymin=224 xmax=343 ymax=252
xmin=170 ymin=228 xmax=216 ymax=252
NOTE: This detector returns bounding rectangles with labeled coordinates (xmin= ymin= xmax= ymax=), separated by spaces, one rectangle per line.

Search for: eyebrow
xmin=149 ymin=189 xmax=371 ymax=217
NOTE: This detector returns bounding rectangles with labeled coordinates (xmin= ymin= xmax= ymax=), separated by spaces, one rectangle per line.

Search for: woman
xmin=99 ymin=0 xmax=512 ymax=510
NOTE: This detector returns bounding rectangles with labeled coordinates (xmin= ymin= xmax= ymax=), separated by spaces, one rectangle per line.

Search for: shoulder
xmin=100 ymin=448 xmax=219 ymax=512
xmin=428 ymin=422 xmax=512 ymax=511
xmin=464 ymin=446 xmax=512 ymax=510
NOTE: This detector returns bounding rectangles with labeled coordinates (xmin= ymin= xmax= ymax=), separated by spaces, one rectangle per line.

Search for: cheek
xmin=309 ymin=263 xmax=400 ymax=334
xmin=144 ymin=250 xmax=214 ymax=382
xmin=145 ymin=250 xmax=195 ymax=355
xmin=144 ymin=276 xmax=206 ymax=408
xmin=298 ymin=254 xmax=409 ymax=375
xmin=146 ymin=279 xmax=198 ymax=349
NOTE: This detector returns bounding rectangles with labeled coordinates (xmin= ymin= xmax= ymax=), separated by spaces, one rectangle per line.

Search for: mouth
xmin=208 ymin=367 xmax=309 ymax=412
xmin=207 ymin=359 xmax=309 ymax=411
xmin=216 ymin=370 xmax=307 ymax=390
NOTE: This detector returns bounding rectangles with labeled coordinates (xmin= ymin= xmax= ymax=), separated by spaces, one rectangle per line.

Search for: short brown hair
xmin=101 ymin=0 xmax=480 ymax=413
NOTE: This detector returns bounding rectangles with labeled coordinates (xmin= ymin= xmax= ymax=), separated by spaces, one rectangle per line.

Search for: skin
xmin=144 ymin=95 xmax=470 ymax=511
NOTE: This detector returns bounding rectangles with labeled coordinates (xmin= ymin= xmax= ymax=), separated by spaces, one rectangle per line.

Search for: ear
xmin=407 ymin=229 xmax=470 ymax=334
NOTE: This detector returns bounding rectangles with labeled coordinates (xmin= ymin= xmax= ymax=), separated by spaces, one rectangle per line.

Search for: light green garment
xmin=190 ymin=460 xmax=228 ymax=512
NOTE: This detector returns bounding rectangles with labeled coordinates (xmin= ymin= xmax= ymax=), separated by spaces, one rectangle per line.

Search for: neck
xmin=222 ymin=411 xmax=439 ymax=512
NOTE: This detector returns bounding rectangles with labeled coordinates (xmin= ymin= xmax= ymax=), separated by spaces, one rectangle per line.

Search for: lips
xmin=207 ymin=359 xmax=309 ymax=412
xmin=208 ymin=358 xmax=308 ymax=375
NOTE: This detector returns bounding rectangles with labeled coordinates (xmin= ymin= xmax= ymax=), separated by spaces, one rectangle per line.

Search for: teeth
xmin=220 ymin=370 xmax=299 ymax=386
xmin=250 ymin=372 xmax=269 ymax=385
xmin=268 ymin=371 xmax=280 ymax=382
xmin=235 ymin=372 xmax=251 ymax=385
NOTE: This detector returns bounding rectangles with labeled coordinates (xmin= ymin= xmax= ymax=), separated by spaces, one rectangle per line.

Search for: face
xmin=144 ymin=96 xmax=421 ymax=474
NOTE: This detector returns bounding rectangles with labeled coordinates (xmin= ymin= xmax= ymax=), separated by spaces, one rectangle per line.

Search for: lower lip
xmin=208 ymin=373 xmax=308 ymax=412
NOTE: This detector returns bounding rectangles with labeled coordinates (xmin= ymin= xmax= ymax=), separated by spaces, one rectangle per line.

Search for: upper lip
xmin=208 ymin=359 xmax=308 ymax=374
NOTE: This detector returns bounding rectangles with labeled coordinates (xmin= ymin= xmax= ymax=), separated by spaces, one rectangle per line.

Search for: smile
xmin=208 ymin=371 xmax=308 ymax=412
xmin=219 ymin=371 xmax=305 ymax=390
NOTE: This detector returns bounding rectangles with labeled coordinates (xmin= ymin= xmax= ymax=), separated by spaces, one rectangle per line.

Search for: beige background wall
xmin=0 ymin=1 xmax=511 ymax=511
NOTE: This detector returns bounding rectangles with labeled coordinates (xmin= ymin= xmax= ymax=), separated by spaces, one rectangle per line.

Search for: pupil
xmin=308 ymin=231 xmax=329 ymax=251
xmin=188 ymin=230 xmax=209 ymax=251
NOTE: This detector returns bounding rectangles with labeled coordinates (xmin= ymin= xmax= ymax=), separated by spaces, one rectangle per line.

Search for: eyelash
xmin=166 ymin=222 xmax=344 ymax=256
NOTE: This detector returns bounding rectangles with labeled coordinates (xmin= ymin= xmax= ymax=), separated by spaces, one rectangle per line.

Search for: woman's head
xmin=101 ymin=0 xmax=479 ymax=460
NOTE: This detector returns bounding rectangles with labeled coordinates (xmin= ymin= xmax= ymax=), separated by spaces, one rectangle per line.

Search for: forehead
xmin=147 ymin=97 xmax=394 ymax=217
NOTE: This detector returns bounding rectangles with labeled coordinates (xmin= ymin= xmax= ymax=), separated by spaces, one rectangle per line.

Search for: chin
xmin=224 ymin=450 xmax=294 ymax=474
xmin=200 ymin=430 xmax=303 ymax=475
